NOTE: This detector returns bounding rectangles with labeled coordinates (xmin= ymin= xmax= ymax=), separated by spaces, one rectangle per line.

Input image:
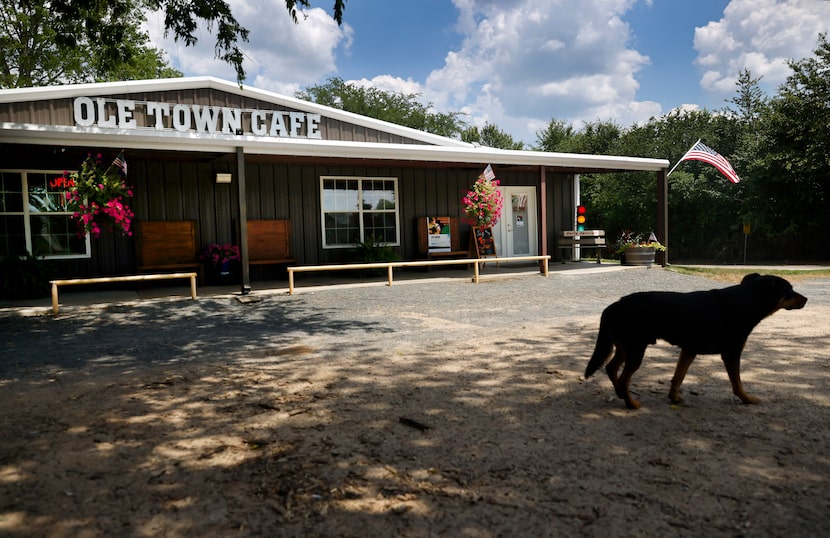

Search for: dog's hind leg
xmin=721 ymin=349 xmax=760 ymax=404
xmin=605 ymin=348 xmax=626 ymax=397
xmin=668 ymin=349 xmax=697 ymax=404
xmin=616 ymin=344 xmax=646 ymax=409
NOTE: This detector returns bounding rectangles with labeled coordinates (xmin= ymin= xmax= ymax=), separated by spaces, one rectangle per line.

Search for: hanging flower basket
xmin=63 ymin=152 xmax=134 ymax=238
xmin=462 ymin=173 xmax=504 ymax=227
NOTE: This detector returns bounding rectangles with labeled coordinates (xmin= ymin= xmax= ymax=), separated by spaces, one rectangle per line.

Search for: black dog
xmin=585 ymin=274 xmax=807 ymax=409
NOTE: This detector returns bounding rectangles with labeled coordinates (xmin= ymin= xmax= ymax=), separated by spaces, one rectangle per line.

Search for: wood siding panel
xmin=197 ymin=163 xmax=218 ymax=249
xmin=1 ymin=88 xmax=433 ymax=144
xmin=0 ymin=142 xmax=572 ymax=277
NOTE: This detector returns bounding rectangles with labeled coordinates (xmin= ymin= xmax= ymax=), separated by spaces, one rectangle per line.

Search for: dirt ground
xmin=1 ymin=271 xmax=829 ymax=537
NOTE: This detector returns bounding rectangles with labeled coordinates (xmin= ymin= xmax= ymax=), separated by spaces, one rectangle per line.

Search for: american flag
xmin=112 ymin=152 xmax=127 ymax=175
xmin=482 ymin=164 xmax=495 ymax=181
xmin=671 ymin=140 xmax=740 ymax=184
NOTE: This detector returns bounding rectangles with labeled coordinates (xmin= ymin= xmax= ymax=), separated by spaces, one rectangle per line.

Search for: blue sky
xmin=146 ymin=0 xmax=830 ymax=146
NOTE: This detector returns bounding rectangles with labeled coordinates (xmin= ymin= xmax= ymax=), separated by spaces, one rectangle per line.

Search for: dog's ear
xmin=741 ymin=273 xmax=761 ymax=284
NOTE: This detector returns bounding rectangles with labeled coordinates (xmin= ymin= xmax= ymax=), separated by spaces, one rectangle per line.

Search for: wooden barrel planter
xmin=621 ymin=246 xmax=656 ymax=266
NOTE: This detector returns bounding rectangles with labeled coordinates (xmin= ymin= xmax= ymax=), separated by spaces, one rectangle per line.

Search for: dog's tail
xmin=585 ymin=310 xmax=613 ymax=378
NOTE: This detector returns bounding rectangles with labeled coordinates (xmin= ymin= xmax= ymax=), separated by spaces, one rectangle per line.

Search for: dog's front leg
xmin=669 ymin=349 xmax=697 ymax=404
xmin=721 ymin=350 xmax=760 ymax=404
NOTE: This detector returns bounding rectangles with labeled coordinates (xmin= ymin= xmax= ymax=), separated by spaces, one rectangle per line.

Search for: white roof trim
xmin=0 ymin=76 xmax=473 ymax=148
xmin=0 ymin=122 xmax=669 ymax=171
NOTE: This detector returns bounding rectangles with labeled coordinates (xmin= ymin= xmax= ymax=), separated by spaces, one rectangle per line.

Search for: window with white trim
xmin=321 ymin=176 xmax=399 ymax=248
xmin=0 ymin=170 xmax=90 ymax=258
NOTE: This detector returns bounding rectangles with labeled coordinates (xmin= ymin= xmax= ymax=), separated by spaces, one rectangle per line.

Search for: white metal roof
xmin=0 ymin=77 xmax=669 ymax=172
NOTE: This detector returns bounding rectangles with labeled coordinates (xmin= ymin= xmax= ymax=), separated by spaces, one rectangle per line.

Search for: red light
xmin=577 ymin=205 xmax=586 ymax=214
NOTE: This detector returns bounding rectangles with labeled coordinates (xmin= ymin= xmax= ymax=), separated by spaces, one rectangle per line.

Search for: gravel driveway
xmin=1 ymin=267 xmax=828 ymax=537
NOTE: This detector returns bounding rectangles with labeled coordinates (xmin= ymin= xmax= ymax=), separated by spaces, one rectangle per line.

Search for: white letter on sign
xmin=73 ymin=97 xmax=95 ymax=127
xmin=116 ymin=100 xmax=137 ymax=129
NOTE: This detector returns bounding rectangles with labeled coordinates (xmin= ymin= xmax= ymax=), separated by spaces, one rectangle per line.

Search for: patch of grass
xmin=667 ymin=265 xmax=830 ymax=284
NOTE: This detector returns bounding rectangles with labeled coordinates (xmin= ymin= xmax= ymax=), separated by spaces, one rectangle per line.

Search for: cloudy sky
xmin=144 ymin=0 xmax=830 ymax=145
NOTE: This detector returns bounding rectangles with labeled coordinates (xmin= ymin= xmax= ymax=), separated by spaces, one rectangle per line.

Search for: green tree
xmin=534 ymin=118 xmax=575 ymax=152
xmin=297 ymin=77 xmax=466 ymax=137
xmin=728 ymin=69 xmax=768 ymax=125
xmin=462 ymin=123 xmax=524 ymax=150
xmin=42 ymin=0 xmax=346 ymax=85
xmin=748 ymin=33 xmax=830 ymax=255
xmin=1 ymin=0 xmax=181 ymax=88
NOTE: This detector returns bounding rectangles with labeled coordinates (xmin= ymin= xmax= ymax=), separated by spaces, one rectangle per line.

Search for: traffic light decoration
xmin=576 ymin=205 xmax=587 ymax=232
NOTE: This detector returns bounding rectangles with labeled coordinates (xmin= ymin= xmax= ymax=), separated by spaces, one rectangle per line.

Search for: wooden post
xmin=656 ymin=168 xmax=668 ymax=266
xmin=236 ymin=146 xmax=251 ymax=294
xmin=539 ymin=165 xmax=548 ymax=271
xmin=51 ymin=283 xmax=59 ymax=314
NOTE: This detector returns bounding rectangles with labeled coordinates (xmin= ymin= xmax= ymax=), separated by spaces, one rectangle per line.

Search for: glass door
xmin=496 ymin=187 xmax=537 ymax=257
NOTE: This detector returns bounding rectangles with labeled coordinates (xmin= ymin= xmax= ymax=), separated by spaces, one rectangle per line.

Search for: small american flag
xmin=112 ymin=152 xmax=127 ymax=175
xmin=482 ymin=164 xmax=495 ymax=181
xmin=672 ymin=140 xmax=740 ymax=184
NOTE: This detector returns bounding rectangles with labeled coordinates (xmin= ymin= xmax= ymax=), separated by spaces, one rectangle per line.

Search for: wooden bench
xmin=135 ymin=220 xmax=204 ymax=283
xmin=49 ymin=272 xmax=198 ymax=314
xmin=558 ymin=230 xmax=606 ymax=264
xmin=417 ymin=216 xmax=470 ymax=262
xmin=246 ymin=219 xmax=296 ymax=267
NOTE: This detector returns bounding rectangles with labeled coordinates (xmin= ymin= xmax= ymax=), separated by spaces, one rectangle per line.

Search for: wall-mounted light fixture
xmin=215 ymin=173 xmax=232 ymax=184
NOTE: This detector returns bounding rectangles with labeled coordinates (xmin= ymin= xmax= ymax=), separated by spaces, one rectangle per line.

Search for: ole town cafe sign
xmin=72 ymin=96 xmax=322 ymax=139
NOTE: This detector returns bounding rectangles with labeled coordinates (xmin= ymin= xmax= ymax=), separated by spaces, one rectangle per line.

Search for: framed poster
xmin=472 ymin=226 xmax=496 ymax=258
xmin=426 ymin=216 xmax=451 ymax=252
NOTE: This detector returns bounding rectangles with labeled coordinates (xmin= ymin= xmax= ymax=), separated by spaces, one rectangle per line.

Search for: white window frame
xmin=320 ymin=176 xmax=400 ymax=249
xmin=0 ymin=169 xmax=91 ymax=259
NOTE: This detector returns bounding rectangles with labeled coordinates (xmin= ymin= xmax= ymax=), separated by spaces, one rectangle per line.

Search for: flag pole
xmin=667 ymin=138 xmax=700 ymax=177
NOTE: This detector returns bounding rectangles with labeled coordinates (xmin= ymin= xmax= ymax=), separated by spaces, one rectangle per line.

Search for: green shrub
xmin=0 ymin=252 xmax=51 ymax=299
xmin=352 ymin=235 xmax=400 ymax=276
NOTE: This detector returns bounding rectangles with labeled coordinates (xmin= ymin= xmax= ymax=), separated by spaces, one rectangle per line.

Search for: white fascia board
xmin=0 ymin=77 xmax=473 ymax=149
xmin=0 ymin=122 xmax=670 ymax=172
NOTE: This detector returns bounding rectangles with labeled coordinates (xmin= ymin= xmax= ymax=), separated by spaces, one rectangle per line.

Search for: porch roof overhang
xmin=0 ymin=122 xmax=669 ymax=174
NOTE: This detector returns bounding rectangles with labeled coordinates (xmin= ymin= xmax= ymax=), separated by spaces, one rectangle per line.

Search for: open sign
xmin=49 ymin=177 xmax=75 ymax=189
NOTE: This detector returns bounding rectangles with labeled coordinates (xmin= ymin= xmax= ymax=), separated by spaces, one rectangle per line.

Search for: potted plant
xmin=199 ymin=243 xmax=240 ymax=283
xmin=616 ymin=230 xmax=666 ymax=266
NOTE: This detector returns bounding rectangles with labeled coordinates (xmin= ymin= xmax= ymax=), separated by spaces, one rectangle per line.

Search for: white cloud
xmin=141 ymin=0 xmax=665 ymax=144
xmin=694 ymin=0 xmax=830 ymax=96
xmin=141 ymin=0 xmax=830 ymax=146
xmin=415 ymin=0 xmax=654 ymax=144
xmin=144 ymin=0 xmax=349 ymax=95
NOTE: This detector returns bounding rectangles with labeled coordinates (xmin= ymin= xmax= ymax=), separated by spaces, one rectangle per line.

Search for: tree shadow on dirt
xmin=1 ymin=301 xmax=828 ymax=536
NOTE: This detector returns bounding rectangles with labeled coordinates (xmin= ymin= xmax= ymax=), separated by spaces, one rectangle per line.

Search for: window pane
xmin=324 ymin=211 xmax=359 ymax=245
xmin=0 ymin=172 xmax=23 ymax=213
xmin=0 ymin=215 xmax=26 ymax=256
xmin=365 ymin=212 xmax=397 ymax=243
xmin=30 ymin=215 xmax=86 ymax=256
xmin=320 ymin=177 xmax=399 ymax=248
xmin=363 ymin=179 xmax=395 ymax=210
xmin=322 ymin=178 xmax=359 ymax=211
xmin=28 ymin=172 xmax=71 ymax=213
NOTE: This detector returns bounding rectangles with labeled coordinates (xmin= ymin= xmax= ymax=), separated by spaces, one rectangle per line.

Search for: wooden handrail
xmin=287 ymin=256 xmax=550 ymax=295
xmin=50 ymin=272 xmax=198 ymax=314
